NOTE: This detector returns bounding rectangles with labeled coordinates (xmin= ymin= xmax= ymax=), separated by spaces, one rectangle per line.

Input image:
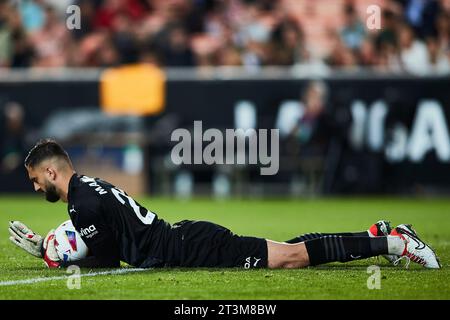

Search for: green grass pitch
xmin=0 ymin=196 xmax=449 ymax=300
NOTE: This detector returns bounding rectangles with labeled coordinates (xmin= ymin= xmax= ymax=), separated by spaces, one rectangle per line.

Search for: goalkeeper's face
xmin=26 ymin=164 xmax=61 ymax=203
xmin=42 ymin=180 xmax=60 ymax=203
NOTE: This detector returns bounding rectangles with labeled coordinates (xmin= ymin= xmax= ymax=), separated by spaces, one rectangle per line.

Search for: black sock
xmin=304 ymin=236 xmax=388 ymax=266
xmin=285 ymin=231 xmax=369 ymax=244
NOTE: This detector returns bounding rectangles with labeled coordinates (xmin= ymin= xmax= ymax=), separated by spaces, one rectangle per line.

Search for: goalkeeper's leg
xmin=267 ymin=235 xmax=405 ymax=268
xmin=284 ymin=231 xmax=367 ymax=243
xmin=284 ymin=220 xmax=392 ymax=243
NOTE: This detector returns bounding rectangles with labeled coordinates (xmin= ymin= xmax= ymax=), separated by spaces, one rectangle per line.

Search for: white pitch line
xmin=0 ymin=268 xmax=148 ymax=287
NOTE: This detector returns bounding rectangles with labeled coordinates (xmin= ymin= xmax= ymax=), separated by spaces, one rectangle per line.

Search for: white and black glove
xmin=9 ymin=221 xmax=44 ymax=258
xmin=9 ymin=221 xmax=62 ymax=268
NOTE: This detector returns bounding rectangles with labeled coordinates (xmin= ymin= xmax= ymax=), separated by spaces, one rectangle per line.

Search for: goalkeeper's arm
xmin=59 ymin=256 xmax=120 ymax=269
xmin=41 ymin=232 xmax=120 ymax=269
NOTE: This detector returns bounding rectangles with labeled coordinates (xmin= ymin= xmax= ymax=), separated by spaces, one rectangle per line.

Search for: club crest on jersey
xmin=65 ymin=230 xmax=78 ymax=251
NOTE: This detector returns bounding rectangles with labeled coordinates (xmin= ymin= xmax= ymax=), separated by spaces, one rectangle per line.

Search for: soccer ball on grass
xmin=53 ymin=220 xmax=88 ymax=262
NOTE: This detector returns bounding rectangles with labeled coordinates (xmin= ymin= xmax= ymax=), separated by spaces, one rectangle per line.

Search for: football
xmin=54 ymin=220 xmax=88 ymax=262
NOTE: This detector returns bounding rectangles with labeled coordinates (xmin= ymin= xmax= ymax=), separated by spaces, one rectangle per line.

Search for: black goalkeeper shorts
xmin=165 ymin=220 xmax=268 ymax=269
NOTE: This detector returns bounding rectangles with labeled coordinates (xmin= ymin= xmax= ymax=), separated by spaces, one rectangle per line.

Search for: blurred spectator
xmin=0 ymin=0 xmax=447 ymax=73
xmin=397 ymin=23 xmax=430 ymax=74
xmin=358 ymin=38 xmax=378 ymax=67
xmin=375 ymin=9 xmax=399 ymax=50
xmin=19 ymin=0 xmax=45 ymax=32
xmin=1 ymin=102 xmax=26 ymax=173
xmin=217 ymin=45 xmax=242 ymax=66
xmin=94 ymin=0 xmax=123 ymax=30
xmin=325 ymin=31 xmax=359 ymax=69
xmin=112 ymin=13 xmax=139 ymax=64
xmin=340 ymin=2 xmax=366 ymax=50
xmin=0 ymin=0 xmax=32 ymax=67
xmin=96 ymin=34 xmax=121 ymax=67
xmin=10 ymin=7 xmax=34 ymax=67
xmin=426 ymin=36 xmax=450 ymax=73
xmin=374 ymin=9 xmax=402 ymax=72
xmin=162 ymin=24 xmax=195 ymax=66
xmin=72 ymin=30 xmax=107 ymax=66
xmin=290 ymin=81 xmax=329 ymax=150
xmin=45 ymin=0 xmax=74 ymax=17
xmin=70 ymin=0 xmax=96 ymax=40
xmin=376 ymin=41 xmax=402 ymax=73
xmin=0 ymin=0 xmax=12 ymax=67
xmin=435 ymin=11 xmax=450 ymax=52
xmin=269 ymin=16 xmax=306 ymax=66
xmin=277 ymin=80 xmax=344 ymax=194
xmin=402 ymin=0 xmax=440 ymax=37
xmin=28 ymin=4 xmax=70 ymax=67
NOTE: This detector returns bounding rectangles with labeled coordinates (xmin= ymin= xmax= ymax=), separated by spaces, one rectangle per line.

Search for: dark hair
xmin=24 ymin=139 xmax=71 ymax=168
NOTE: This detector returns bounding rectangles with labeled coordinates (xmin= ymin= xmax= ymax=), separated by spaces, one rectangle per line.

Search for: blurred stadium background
xmin=0 ymin=0 xmax=450 ymax=198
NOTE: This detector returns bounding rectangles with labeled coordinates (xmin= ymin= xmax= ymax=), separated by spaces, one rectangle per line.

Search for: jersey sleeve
xmin=70 ymin=195 xmax=121 ymax=268
xmin=60 ymin=256 xmax=119 ymax=269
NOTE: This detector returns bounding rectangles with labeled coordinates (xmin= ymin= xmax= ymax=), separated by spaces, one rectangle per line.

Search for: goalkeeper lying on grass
xmin=9 ymin=139 xmax=441 ymax=270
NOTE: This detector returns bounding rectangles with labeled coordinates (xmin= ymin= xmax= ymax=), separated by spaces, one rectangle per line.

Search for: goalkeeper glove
xmin=42 ymin=230 xmax=61 ymax=268
xmin=9 ymin=221 xmax=44 ymax=258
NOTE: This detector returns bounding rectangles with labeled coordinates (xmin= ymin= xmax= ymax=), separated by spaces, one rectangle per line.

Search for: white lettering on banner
xmin=385 ymin=124 xmax=408 ymax=163
xmin=350 ymin=100 xmax=388 ymax=152
xmin=166 ymin=98 xmax=448 ymax=168
xmin=349 ymin=100 xmax=368 ymax=150
xmin=367 ymin=101 xmax=388 ymax=152
xmin=407 ymin=101 xmax=450 ymax=162
xmin=349 ymin=99 xmax=450 ymax=163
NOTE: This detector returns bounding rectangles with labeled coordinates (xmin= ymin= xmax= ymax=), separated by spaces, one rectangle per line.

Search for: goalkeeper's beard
xmin=44 ymin=182 xmax=60 ymax=203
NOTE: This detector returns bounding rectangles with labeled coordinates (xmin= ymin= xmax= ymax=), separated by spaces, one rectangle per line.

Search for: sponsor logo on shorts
xmin=244 ymin=257 xmax=261 ymax=269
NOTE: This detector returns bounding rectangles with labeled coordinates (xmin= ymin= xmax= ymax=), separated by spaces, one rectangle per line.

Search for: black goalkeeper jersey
xmin=66 ymin=174 xmax=173 ymax=268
